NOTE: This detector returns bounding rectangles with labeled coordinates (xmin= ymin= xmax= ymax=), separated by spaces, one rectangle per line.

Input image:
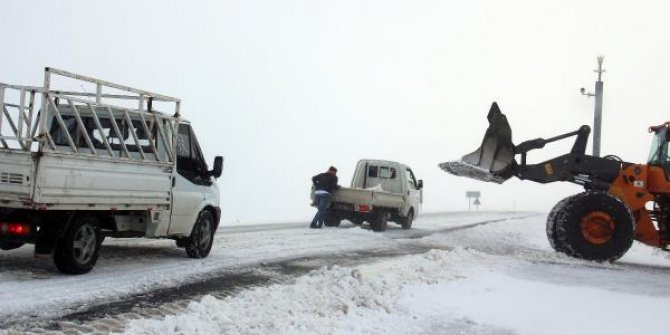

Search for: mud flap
xmin=439 ymin=102 xmax=516 ymax=183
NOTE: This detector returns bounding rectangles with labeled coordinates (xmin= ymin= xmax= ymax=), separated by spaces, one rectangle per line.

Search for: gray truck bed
xmin=331 ymin=187 xmax=405 ymax=210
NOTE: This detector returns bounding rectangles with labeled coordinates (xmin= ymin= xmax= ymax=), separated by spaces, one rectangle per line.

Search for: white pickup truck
xmin=0 ymin=68 xmax=223 ymax=274
xmin=321 ymin=159 xmax=423 ymax=231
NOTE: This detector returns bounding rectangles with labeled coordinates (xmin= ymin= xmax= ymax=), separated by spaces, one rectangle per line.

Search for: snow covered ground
xmin=121 ymin=214 xmax=670 ymax=335
xmin=2 ymin=211 xmax=670 ymax=334
xmin=0 ymin=212 xmax=518 ymax=326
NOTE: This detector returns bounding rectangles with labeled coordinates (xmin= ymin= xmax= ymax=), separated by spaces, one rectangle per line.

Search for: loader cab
xmin=647 ymin=125 xmax=670 ymax=176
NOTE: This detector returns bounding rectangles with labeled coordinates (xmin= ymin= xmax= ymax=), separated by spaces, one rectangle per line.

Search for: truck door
xmin=170 ymin=123 xmax=212 ymax=235
xmin=404 ymin=168 xmax=422 ymax=213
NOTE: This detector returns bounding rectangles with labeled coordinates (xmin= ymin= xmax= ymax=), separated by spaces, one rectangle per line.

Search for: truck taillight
xmin=357 ymin=204 xmax=372 ymax=212
xmin=1 ymin=222 xmax=31 ymax=236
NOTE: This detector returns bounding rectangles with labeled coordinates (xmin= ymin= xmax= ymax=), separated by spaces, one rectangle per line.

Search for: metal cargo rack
xmin=0 ymin=67 xmax=182 ymax=164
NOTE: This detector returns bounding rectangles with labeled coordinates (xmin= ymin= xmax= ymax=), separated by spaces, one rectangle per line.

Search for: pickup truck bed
xmin=0 ymin=151 xmax=171 ymax=210
xmin=330 ymin=187 xmax=405 ymax=212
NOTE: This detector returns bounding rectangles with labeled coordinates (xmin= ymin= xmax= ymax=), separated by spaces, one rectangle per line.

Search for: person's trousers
xmin=311 ymin=192 xmax=332 ymax=227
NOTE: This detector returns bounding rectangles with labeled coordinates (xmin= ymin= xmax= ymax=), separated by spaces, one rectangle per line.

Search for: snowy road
xmin=2 ymin=211 xmax=670 ymax=334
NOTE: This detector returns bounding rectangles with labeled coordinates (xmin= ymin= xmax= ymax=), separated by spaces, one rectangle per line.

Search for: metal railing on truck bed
xmin=0 ymin=67 xmax=180 ymax=164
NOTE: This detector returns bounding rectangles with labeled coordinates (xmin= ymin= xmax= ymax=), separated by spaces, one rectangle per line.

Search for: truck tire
xmin=371 ymin=211 xmax=388 ymax=232
xmin=554 ymin=192 xmax=635 ymax=262
xmin=0 ymin=241 xmax=25 ymax=251
xmin=324 ymin=212 xmax=341 ymax=227
xmin=53 ymin=215 xmax=102 ymax=274
xmin=186 ymin=211 xmax=215 ymax=259
xmin=401 ymin=210 xmax=414 ymax=230
xmin=546 ymin=196 xmax=573 ymax=253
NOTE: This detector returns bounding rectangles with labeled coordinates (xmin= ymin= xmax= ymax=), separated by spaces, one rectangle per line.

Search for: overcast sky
xmin=2 ymin=0 xmax=670 ymax=224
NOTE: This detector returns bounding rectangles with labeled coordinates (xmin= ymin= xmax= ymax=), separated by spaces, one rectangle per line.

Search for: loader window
xmin=648 ymin=128 xmax=669 ymax=165
xmin=647 ymin=128 xmax=670 ymax=178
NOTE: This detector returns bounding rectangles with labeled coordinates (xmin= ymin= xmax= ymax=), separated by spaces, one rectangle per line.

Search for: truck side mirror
xmin=210 ymin=156 xmax=224 ymax=178
xmin=417 ymin=180 xmax=423 ymax=189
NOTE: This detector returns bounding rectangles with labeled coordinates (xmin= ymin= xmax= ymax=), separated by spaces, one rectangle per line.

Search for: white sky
xmin=2 ymin=0 xmax=670 ymax=224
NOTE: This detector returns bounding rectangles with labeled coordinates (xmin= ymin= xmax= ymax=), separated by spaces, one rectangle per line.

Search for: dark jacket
xmin=312 ymin=173 xmax=340 ymax=193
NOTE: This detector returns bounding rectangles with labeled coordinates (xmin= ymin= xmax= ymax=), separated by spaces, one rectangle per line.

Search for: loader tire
xmin=371 ymin=211 xmax=388 ymax=232
xmin=53 ymin=215 xmax=102 ymax=274
xmin=554 ymin=192 xmax=634 ymax=262
xmin=546 ymin=196 xmax=574 ymax=253
xmin=401 ymin=210 xmax=414 ymax=230
xmin=186 ymin=211 xmax=215 ymax=259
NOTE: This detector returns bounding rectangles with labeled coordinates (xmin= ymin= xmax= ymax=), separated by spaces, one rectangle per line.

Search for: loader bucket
xmin=439 ymin=102 xmax=516 ymax=183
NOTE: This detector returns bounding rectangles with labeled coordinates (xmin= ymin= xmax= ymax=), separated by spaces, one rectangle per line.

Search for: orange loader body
xmin=441 ymin=102 xmax=670 ymax=261
xmin=610 ymin=164 xmax=669 ymax=248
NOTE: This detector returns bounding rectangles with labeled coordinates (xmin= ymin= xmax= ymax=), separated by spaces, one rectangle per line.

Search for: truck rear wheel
xmin=0 ymin=241 xmax=25 ymax=251
xmin=53 ymin=215 xmax=102 ymax=274
xmin=371 ymin=211 xmax=388 ymax=232
xmin=324 ymin=212 xmax=341 ymax=227
xmin=401 ymin=210 xmax=414 ymax=230
xmin=186 ymin=211 xmax=215 ymax=259
xmin=554 ymin=192 xmax=634 ymax=262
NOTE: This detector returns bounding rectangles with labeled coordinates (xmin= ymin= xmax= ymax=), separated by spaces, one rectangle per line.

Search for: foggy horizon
xmin=2 ymin=0 xmax=670 ymax=224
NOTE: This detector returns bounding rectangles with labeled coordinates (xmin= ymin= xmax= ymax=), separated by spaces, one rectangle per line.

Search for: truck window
xmin=379 ymin=166 xmax=396 ymax=179
xmin=176 ymin=124 xmax=209 ymax=185
xmin=406 ymin=168 xmax=418 ymax=190
xmin=368 ymin=166 xmax=378 ymax=178
xmin=50 ymin=114 xmax=156 ymax=154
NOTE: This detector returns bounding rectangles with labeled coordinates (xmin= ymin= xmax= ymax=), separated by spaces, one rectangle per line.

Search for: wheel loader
xmin=440 ymin=102 xmax=670 ymax=262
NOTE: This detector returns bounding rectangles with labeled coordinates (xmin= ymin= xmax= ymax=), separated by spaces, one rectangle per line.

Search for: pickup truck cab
xmin=324 ymin=159 xmax=423 ymax=231
xmin=0 ymin=68 xmax=223 ymax=274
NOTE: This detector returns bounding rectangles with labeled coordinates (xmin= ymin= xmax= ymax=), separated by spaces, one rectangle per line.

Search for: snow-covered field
xmin=0 ymin=212 xmax=518 ymax=325
xmin=123 ymin=214 xmax=670 ymax=335
xmin=2 ymin=212 xmax=670 ymax=334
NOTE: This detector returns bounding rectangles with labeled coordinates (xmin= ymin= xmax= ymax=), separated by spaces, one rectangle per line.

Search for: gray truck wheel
xmin=371 ymin=211 xmax=388 ymax=232
xmin=53 ymin=215 xmax=102 ymax=274
xmin=401 ymin=210 xmax=414 ymax=230
xmin=324 ymin=212 xmax=341 ymax=227
xmin=186 ymin=211 xmax=215 ymax=259
xmin=0 ymin=241 xmax=25 ymax=250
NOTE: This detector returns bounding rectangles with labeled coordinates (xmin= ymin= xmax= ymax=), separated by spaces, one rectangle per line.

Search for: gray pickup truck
xmin=316 ymin=159 xmax=423 ymax=232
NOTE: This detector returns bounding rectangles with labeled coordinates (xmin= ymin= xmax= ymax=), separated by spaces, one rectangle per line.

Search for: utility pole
xmin=580 ymin=56 xmax=605 ymax=157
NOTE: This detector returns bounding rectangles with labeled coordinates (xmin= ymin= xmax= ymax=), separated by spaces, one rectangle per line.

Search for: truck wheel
xmin=401 ymin=211 xmax=414 ymax=230
xmin=546 ymin=196 xmax=573 ymax=253
xmin=0 ymin=241 xmax=25 ymax=250
xmin=53 ymin=215 xmax=102 ymax=274
xmin=371 ymin=211 xmax=388 ymax=232
xmin=324 ymin=213 xmax=341 ymax=227
xmin=186 ymin=211 xmax=215 ymax=259
xmin=554 ymin=192 xmax=635 ymax=262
